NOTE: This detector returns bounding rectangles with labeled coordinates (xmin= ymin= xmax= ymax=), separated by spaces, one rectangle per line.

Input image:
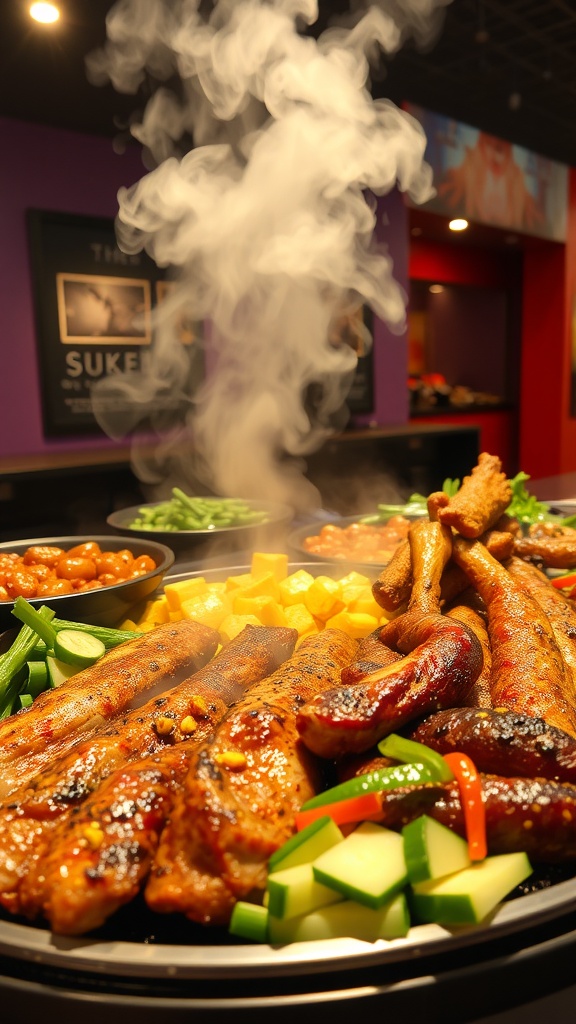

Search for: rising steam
xmin=89 ymin=0 xmax=445 ymax=510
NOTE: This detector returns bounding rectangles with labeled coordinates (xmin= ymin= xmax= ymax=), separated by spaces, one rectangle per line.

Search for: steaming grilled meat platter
xmin=3 ymin=454 xmax=576 ymax=989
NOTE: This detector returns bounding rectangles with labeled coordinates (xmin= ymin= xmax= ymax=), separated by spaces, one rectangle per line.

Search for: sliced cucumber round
xmin=53 ymin=629 xmax=106 ymax=668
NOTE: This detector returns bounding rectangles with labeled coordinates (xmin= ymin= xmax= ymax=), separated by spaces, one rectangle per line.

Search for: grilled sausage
xmin=452 ymin=536 xmax=576 ymax=737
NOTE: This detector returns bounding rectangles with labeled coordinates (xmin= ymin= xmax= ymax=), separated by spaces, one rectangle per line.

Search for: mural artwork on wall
xmin=27 ymin=210 xmax=204 ymax=437
xmin=404 ymin=104 xmax=568 ymax=244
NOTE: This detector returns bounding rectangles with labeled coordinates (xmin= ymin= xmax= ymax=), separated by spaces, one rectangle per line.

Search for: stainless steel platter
xmin=0 ymin=561 xmax=575 ymax=985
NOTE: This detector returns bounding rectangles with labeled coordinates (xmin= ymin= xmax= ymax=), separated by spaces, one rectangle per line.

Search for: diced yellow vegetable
xmin=180 ymin=591 xmax=232 ymax=630
xmin=304 ymin=576 xmax=345 ymax=622
xmin=164 ymin=577 xmax=208 ymax=612
xmin=338 ymin=571 xmax=372 ymax=590
xmin=225 ymin=572 xmax=256 ymax=591
xmin=251 ymin=552 xmax=289 ymax=581
xmin=347 ymin=587 xmax=388 ymax=620
xmin=138 ymin=596 xmax=170 ymax=624
xmin=284 ymin=602 xmax=318 ymax=637
xmin=233 ymin=594 xmax=287 ymax=626
xmin=137 ymin=621 xmax=158 ymax=633
xmin=278 ymin=569 xmax=315 ymax=606
xmin=234 ymin=571 xmax=280 ymax=602
xmin=219 ymin=613 xmax=263 ymax=644
xmin=118 ymin=618 xmax=140 ymax=631
xmin=325 ymin=610 xmax=380 ymax=638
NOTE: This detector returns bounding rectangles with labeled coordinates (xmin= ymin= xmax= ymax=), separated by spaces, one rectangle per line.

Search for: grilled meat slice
xmin=513 ymin=533 xmax=576 ymax=569
xmin=371 ymin=774 xmax=576 ymax=862
xmin=427 ymin=452 xmax=512 ymax=539
xmin=0 ymin=625 xmax=297 ymax=909
xmin=18 ymin=742 xmax=192 ymax=935
xmin=411 ymin=707 xmax=576 ymax=783
xmin=452 ymin=536 xmax=576 ymax=737
xmin=145 ymin=628 xmax=358 ymax=926
xmin=296 ymin=611 xmax=483 ymax=759
xmin=0 ymin=620 xmax=219 ymax=798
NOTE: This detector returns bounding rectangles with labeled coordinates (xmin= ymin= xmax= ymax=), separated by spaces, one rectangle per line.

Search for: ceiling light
xmin=29 ymin=2 xmax=60 ymax=24
xmin=429 ymin=284 xmax=444 ymax=294
xmin=449 ymin=218 xmax=468 ymax=232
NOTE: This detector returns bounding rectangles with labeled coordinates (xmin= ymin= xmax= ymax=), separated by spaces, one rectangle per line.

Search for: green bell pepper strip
xmin=377 ymin=733 xmax=455 ymax=782
xmin=299 ymin=761 xmax=437 ymax=812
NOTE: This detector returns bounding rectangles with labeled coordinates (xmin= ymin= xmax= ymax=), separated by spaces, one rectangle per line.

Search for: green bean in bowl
xmin=107 ymin=493 xmax=294 ymax=553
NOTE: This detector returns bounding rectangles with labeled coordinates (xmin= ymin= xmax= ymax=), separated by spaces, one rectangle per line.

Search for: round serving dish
xmin=287 ymin=513 xmax=423 ymax=569
xmin=107 ymin=499 xmax=295 ymax=556
xmin=0 ymin=535 xmax=174 ymax=631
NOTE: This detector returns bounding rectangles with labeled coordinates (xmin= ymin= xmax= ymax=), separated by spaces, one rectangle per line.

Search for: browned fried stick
xmin=410 ymin=706 xmax=576 ymax=783
xmin=428 ymin=452 xmax=512 ymax=539
xmin=0 ymin=619 xmax=219 ymax=798
xmin=446 ymin=603 xmax=492 ymax=708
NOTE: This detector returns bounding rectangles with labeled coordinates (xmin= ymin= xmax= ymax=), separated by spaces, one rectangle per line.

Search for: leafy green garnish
xmin=505 ymin=471 xmax=554 ymax=526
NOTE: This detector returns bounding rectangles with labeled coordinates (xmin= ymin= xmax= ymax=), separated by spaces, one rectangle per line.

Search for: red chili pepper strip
xmin=551 ymin=572 xmax=576 ymax=590
xmin=442 ymin=751 xmax=487 ymax=861
xmin=294 ymin=790 xmax=383 ymax=831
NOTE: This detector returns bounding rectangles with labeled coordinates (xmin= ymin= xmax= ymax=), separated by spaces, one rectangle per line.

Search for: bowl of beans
xmin=0 ymin=535 xmax=175 ymax=631
xmin=287 ymin=513 xmax=422 ymax=568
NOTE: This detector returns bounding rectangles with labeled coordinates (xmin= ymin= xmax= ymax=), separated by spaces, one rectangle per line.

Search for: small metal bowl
xmin=107 ymin=499 xmax=295 ymax=557
xmin=0 ymin=535 xmax=175 ymax=631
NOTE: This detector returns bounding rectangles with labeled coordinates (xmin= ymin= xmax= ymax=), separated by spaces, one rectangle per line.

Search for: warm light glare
xmin=29 ymin=2 xmax=60 ymax=24
xmin=429 ymin=284 xmax=444 ymax=294
xmin=449 ymin=218 xmax=469 ymax=232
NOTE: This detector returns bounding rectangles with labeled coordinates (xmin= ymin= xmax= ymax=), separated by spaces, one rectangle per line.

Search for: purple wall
xmin=0 ymin=117 xmax=145 ymax=459
xmin=0 ymin=117 xmax=409 ymax=461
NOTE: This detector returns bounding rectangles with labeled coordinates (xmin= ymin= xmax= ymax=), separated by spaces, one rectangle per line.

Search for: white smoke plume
xmin=89 ymin=0 xmax=447 ymax=510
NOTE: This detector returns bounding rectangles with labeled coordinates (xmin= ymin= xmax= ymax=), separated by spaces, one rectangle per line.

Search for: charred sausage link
xmin=446 ymin=604 xmax=492 ymax=708
xmin=452 ymin=536 xmax=576 ymax=737
xmin=372 ymin=774 xmax=576 ymax=862
xmin=296 ymin=612 xmax=483 ymax=759
xmin=410 ymin=707 xmax=576 ymax=783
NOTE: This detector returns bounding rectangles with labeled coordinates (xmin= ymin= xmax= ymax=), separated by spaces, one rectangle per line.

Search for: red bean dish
xmin=302 ymin=516 xmax=413 ymax=564
xmin=0 ymin=543 xmax=158 ymax=601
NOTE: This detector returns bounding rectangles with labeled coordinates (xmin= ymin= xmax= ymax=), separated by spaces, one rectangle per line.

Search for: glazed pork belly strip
xmin=452 ymin=536 xmax=576 ymax=737
xmin=145 ymin=627 xmax=359 ymax=926
xmin=0 ymin=619 xmax=220 ymax=798
xmin=0 ymin=624 xmax=297 ymax=910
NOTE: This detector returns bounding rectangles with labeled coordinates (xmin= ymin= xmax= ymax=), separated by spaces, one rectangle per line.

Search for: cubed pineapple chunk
xmin=338 ymin=571 xmax=372 ymax=590
xmin=304 ymin=576 xmax=345 ymax=622
xmin=251 ymin=552 xmax=289 ymax=581
xmin=325 ymin=610 xmax=379 ymax=638
xmin=225 ymin=572 xmax=256 ymax=591
xmin=347 ymin=587 xmax=388 ymax=620
xmin=180 ymin=591 xmax=232 ymax=630
xmin=233 ymin=594 xmax=287 ymax=626
xmin=164 ymin=577 xmax=208 ymax=612
xmin=139 ymin=596 xmax=170 ymax=624
xmin=219 ymin=613 xmax=263 ymax=643
xmin=278 ymin=570 xmax=315 ymax=607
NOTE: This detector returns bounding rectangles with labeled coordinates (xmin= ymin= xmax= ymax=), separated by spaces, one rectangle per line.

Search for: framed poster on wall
xmin=26 ymin=210 xmax=204 ymax=437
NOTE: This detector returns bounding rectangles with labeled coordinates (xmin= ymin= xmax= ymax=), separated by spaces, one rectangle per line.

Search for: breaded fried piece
xmin=428 ymin=453 xmax=512 ymax=539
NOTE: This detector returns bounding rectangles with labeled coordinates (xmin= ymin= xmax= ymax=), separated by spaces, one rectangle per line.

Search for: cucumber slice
xmin=403 ymin=815 xmax=471 ymax=884
xmin=53 ymin=629 xmax=106 ymax=668
xmin=312 ymin=822 xmax=408 ymax=909
xmin=46 ymin=655 xmax=82 ymax=689
xmin=267 ymin=863 xmax=343 ymax=920
xmin=410 ymin=852 xmax=533 ymax=925
xmin=268 ymin=892 xmax=410 ymax=944
xmin=229 ymin=902 xmax=268 ymax=943
xmin=268 ymin=816 xmax=344 ymax=873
